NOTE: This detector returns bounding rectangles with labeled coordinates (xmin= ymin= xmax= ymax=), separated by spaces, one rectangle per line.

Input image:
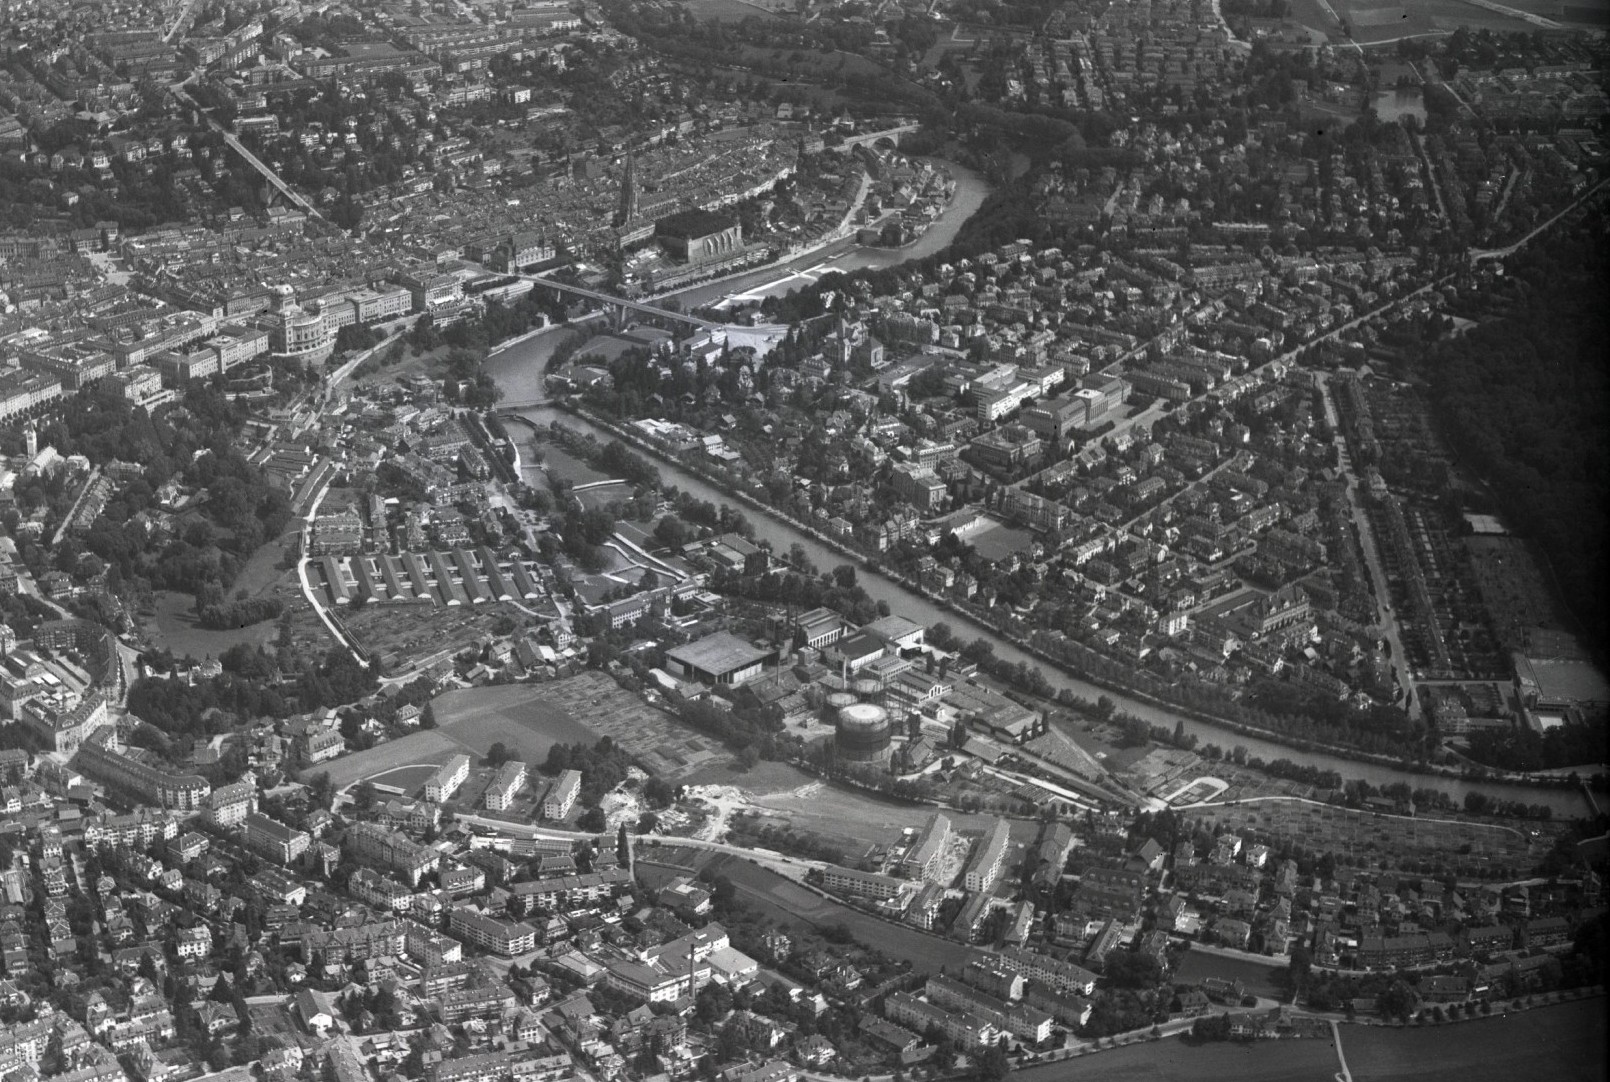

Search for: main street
xmin=1316 ymin=371 xmax=1418 ymax=717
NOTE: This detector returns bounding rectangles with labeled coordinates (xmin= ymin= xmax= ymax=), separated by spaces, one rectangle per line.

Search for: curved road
xmin=451 ymin=811 xmax=826 ymax=880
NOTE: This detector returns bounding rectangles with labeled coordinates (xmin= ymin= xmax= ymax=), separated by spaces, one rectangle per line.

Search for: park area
xmin=1338 ymin=997 xmax=1606 ymax=1081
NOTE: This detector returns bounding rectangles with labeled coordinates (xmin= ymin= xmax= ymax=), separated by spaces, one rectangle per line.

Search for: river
xmin=661 ymin=157 xmax=994 ymax=313
xmin=483 ymin=177 xmax=1593 ymax=821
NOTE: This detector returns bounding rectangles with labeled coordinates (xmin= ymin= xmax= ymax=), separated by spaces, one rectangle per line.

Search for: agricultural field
xmin=1339 ymin=997 xmax=1607 ymax=1081
xmin=433 ymin=683 xmax=601 ymax=765
xmin=1191 ymin=799 xmax=1546 ymax=877
xmin=1015 ymin=1033 xmax=1340 ymax=1082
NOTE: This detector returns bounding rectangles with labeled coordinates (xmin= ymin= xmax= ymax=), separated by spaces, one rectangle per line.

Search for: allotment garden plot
xmin=1192 ymin=800 xmax=1545 ymax=877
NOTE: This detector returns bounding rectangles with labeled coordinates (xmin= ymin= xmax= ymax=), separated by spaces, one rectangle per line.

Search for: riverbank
xmin=545 ymin=396 xmax=1592 ymax=809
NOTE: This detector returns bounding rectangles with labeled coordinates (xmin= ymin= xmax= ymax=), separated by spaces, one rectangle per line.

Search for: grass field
xmin=1340 ymin=997 xmax=1607 ymax=1082
xmin=434 ymin=683 xmax=601 ymax=765
xmin=147 ymin=589 xmax=280 ymax=659
xmin=539 ymin=444 xmax=613 ymax=489
xmin=676 ymin=0 xmax=784 ymax=20
xmin=432 ymin=673 xmax=728 ymax=781
xmin=1336 ymin=0 xmax=1537 ymax=39
xmin=1015 ymin=1033 xmax=1339 ymax=1082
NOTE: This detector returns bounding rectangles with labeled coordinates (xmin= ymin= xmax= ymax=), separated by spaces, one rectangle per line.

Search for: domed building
xmin=263 ymin=284 xmax=335 ymax=368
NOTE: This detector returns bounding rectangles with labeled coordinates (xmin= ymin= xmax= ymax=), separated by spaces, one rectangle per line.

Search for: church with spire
xmin=615 ymin=151 xmax=638 ymax=227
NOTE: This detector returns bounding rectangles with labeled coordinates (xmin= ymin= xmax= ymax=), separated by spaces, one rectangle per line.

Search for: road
xmin=1115 ymin=454 xmax=1235 ymax=535
xmin=1331 ymin=1019 xmax=1354 ymax=1082
xmin=50 ymin=466 xmax=101 ymax=548
xmin=296 ymin=478 xmax=367 ymax=666
xmin=328 ymin=329 xmax=405 ymax=386
xmin=1316 ymin=371 xmax=1416 ymax=716
xmin=1470 ymin=176 xmax=1610 ymax=261
xmin=163 ymin=0 xmax=204 ymax=42
xmin=451 ymin=812 xmax=825 ymax=881
xmin=1409 ymin=128 xmax=1451 ymax=225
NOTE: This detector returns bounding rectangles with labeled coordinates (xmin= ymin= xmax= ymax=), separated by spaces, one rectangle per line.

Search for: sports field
xmin=1340 ymin=997 xmax=1607 ymax=1082
xmin=303 ymin=731 xmax=463 ymax=789
xmin=1014 ymin=1033 xmax=1338 ymax=1082
xmin=368 ymin=764 xmax=438 ymax=794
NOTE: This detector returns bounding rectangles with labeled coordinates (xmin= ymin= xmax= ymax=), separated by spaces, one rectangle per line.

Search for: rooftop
xmin=665 ymin=632 xmax=770 ymax=676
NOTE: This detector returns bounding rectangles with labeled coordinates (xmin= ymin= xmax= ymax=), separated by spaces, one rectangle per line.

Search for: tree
xmin=578 ymin=806 xmax=607 ymax=832
xmin=308 ymin=772 xmax=334 ymax=809
xmin=643 ymin=776 xmax=675 ymax=808
xmin=976 ymin=1046 xmax=1010 ymax=1082
xmin=1379 ymin=979 xmax=1417 ymax=1022
xmin=354 ymin=780 xmax=378 ymax=812
xmin=736 ymin=745 xmax=761 ymax=771
xmin=487 ymin=742 xmax=513 ymax=766
xmin=653 ymin=514 xmax=692 ymax=549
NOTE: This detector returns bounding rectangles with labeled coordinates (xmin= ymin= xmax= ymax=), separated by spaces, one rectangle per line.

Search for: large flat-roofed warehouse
xmin=665 ymin=632 xmax=772 ymax=686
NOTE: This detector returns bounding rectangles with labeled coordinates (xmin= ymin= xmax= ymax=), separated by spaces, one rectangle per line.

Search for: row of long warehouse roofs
xmin=316 ymin=547 xmax=548 ymax=607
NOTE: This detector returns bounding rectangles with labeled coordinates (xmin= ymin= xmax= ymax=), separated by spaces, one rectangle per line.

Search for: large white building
xmin=484 ymin=760 xmax=526 ymax=811
xmin=542 ymin=769 xmax=581 ymax=820
xmin=963 ymin=819 xmax=1011 ymax=893
xmin=426 ymin=754 xmax=471 ymax=802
